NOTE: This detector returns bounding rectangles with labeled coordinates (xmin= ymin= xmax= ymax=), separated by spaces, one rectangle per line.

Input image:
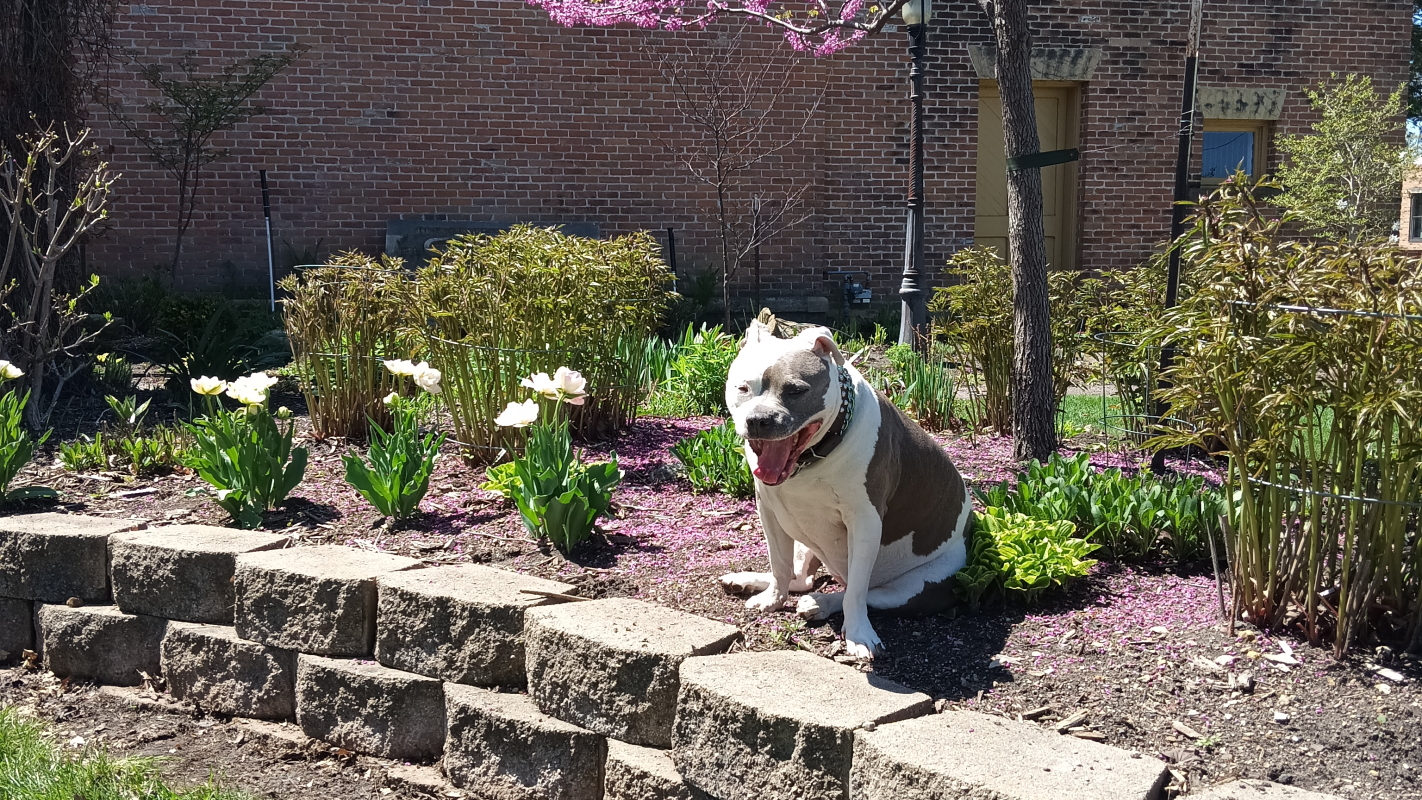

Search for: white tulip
xmin=494 ymin=399 xmax=540 ymax=428
xmin=0 ymin=361 xmax=24 ymax=381
xmin=190 ymin=376 xmax=228 ymax=396
xmin=414 ymin=363 xmax=442 ymax=394
xmin=384 ymin=392 xmax=400 ymax=406
xmin=553 ymin=366 xmax=588 ymax=405
xmin=384 ymin=359 xmax=418 ymax=377
xmin=242 ymin=371 xmax=279 ymax=390
xmin=520 ymin=372 xmax=558 ymax=399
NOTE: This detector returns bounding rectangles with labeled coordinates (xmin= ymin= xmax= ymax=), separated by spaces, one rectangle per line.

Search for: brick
xmin=1194 ymin=780 xmax=1345 ymax=800
xmin=295 ymin=655 xmax=445 ymax=760
xmin=235 ymin=545 xmax=422 ymax=656
xmin=850 ymin=710 xmax=1170 ymax=800
xmin=0 ymin=514 xmax=142 ymax=603
xmin=525 ymin=597 xmax=739 ymax=747
xmin=0 ymin=596 xmax=32 ymax=661
xmin=35 ymin=604 xmax=166 ymax=686
xmin=605 ymin=739 xmax=708 ymax=800
xmin=111 ymin=526 xmax=290 ymax=624
xmin=443 ymin=684 xmax=604 ymax=800
xmin=672 ymin=650 xmax=934 ymax=800
xmin=374 ymin=564 xmax=575 ymax=686
xmin=162 ymin=622 xmax=296 ymax=719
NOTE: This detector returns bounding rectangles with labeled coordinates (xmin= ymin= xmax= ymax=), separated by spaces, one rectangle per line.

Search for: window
xmin=1201 ymin=120 xmax=1268 ymax=185
xmin=1410 ymin=193 xmax=1422 ymax=242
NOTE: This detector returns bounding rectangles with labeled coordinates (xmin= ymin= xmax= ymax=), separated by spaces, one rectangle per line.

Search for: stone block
xmin=850 ymin=710 xmax=1170 ymax=800
xmin=526 ymin=597 xmax=739 ymax=746
xmin=0 ymin=596 xmax=32 ymax=661
xmin=35 ymin=604 xmax=165 ymax=686
xmin=162 ymin=622 xmax=296 ymax=719
xmin=672 ymin=650 xmax=933 ymax=800
xmin=605 ymin=739 xmax=708 ymax=800
xmin=235 ymin=545 xmax=422 ymax=656
xmin=375 ymin=564 xmax=576 ymax=686
xmin=112 ymin=526 xmax=290 ymax=624
xmin=0 ymin=514 xmax=143 ymax=602
xmin=1195 ymin=780 xmax=1344 ymax=800
xmin=295 ymin=655 xmax=445 ymax=760
xmin=443 ymin=684 xmax=605 ymax=800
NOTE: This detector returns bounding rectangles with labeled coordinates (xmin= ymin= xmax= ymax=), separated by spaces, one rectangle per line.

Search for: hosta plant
xmin=966 ymin=507 xmax=1099 ymax=604
xmin=343 ymin=361 xmax=446 ymax=520
xmin=184 ymin=372 xmax=308 ymax=528
xmin=493 ymin=367 xmax=622 ymax=553
xmin=671 ymin=421 xmax=753 ymax=498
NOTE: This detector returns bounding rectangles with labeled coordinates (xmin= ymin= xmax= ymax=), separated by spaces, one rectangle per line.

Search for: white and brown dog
xmin=720 ymin=322 xmax=972 ymax=659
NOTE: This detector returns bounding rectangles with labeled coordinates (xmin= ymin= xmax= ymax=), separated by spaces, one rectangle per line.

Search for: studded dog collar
xmin=794 ymin=364 xmax=856 ymax=473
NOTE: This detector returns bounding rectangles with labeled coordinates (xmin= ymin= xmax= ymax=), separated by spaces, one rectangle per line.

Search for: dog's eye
xmin=736 ymin=384 xmax=750 ymax=395
xmin=784 ymin=382 xmax=809 ymax=395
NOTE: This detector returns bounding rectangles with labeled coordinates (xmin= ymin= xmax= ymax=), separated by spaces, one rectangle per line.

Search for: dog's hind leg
xmin=722 ymin=541 xmax=820 ymax=596
xmin=865 ymin=538 xmax=967 ymax=616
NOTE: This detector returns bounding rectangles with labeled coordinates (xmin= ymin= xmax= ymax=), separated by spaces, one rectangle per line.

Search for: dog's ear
xmin=796 ymin=326 xmax=845 ymax=366
xmin=742 ymin=320 xmax=773 ymax=349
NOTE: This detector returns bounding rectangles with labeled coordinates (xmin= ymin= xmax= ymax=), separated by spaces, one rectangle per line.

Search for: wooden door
xmin=975 ymin=82 xmax=1079 ymax=271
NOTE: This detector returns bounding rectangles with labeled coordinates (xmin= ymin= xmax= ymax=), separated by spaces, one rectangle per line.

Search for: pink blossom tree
xmin=528 ymin=0 xmax=1057 ymax=460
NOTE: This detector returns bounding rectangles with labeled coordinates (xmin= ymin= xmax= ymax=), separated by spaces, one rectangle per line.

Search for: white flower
xmin=226 ymin=382 xmax=268 ymax=406
xmin=383 ymin=392 xmax=400 ymax=406
xmin=494 ymin=399 xmax=540 ymax=428
xmin=413 ymin=362 xmax=442 ymax=395
xmin=384 ymin=359 xmax=418 ymax=377
xmin=190 ymin=376 xmax=227 ymax=396
xmin=0 ymin=360 xmax=24 ymax=381
xmin=521 ymin=367 xmax=587 ymax=404
xmin=242 ymin=371 xmax=279 ymax=390
xmin=552 ymin=366 xmax=587 ymax=405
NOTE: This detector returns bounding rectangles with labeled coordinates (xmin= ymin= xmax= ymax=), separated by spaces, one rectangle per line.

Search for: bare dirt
xmin=2 ymin=387 xmax=1420 ymax=799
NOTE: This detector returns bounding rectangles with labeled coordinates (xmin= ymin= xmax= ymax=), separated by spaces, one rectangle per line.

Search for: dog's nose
xmin=744 ymin=411 xmax=783 ymax=439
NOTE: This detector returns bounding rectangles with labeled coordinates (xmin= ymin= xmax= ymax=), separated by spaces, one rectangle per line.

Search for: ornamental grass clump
xmin=412 ymin=226 xmax=671 ymax=460
xmin=185 ymin=371 xmax=307 ymax=528
xmin=1149 ymin=175 xmax=1422 ymax=656
xmin=343 ymin=360 xmax=446 ymax=520
xmin=279 ymin=253 xmax=413 ymax=441
xmin=491 ymin=367 xmax=622 ymax=553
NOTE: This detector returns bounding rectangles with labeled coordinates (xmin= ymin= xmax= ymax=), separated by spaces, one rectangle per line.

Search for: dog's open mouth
xmin=748 ymin=421 xmax=822 ymax=486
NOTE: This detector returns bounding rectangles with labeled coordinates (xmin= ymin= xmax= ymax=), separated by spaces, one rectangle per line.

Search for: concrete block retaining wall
xmin=0 ymin=513 xmax=1319 ymax=799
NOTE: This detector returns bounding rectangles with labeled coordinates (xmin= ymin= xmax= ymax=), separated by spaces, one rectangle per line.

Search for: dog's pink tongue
xmin=752 ymin=437 xmax=797 ymax=484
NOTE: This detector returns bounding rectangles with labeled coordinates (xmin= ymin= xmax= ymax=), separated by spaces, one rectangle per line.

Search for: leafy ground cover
xmin=2 ymin=390 xmax=1418 ymax=798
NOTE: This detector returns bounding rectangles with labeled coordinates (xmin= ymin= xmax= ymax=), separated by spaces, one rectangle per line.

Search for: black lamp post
xmin=897 ymin=0 xmax=931 ymax=350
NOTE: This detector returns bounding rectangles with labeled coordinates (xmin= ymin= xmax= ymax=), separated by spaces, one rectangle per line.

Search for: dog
xmin=720 ymin=322 xmax=972 ymax=659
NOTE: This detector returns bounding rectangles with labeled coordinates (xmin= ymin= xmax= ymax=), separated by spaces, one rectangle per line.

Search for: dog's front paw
xmin=720 ymin=572 xmax=771 ymax=597
xmin=745 ymin=587 xmax=789 ymax=611
xmin=842 ymin=621 xmax=883 ymax=661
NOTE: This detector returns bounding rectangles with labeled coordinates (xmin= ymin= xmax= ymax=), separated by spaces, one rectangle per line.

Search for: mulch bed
xmin=3 ymin=388 xmax=1419 ymax=799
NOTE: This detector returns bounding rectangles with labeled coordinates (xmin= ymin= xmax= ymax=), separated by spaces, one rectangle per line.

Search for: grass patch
xmin=0 ymin=707 xmax=249 ymax=800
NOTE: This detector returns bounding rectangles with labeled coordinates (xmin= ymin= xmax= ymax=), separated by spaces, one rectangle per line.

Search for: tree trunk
xmin=991 ymin=0 xmax=1057 ymax=461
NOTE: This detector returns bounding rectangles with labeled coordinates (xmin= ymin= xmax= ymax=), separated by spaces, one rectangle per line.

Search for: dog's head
xmin=725 ymin=321 xmax=846 ymax=487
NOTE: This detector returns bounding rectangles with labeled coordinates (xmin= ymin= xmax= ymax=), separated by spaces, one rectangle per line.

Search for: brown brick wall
xmin=88 ymin=0 xmax=1410 ymax=303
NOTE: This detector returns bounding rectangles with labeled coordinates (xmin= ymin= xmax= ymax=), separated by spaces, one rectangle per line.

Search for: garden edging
xmin=0 ymin=512 xmax=1327 ymax=799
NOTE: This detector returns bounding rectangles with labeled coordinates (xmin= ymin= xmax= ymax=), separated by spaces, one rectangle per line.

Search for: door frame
xmin=977 ymin=80 xmax=1082 ymax=272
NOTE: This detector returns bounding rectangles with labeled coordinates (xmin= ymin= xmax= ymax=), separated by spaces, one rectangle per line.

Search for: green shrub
xmin=958 ymin=507 xmax=1098 ymax=605
xmin=344 ymin=394 xmax=446 ymax=520
xmin=280 ymin=253 xmax=412 ymax=441
xmin=413 ymin=226 xmax=671 ymax=460
xmin=117 ymin=426 xmax=191 ymax=476
xmin=672 ymin=421 xmax=753 ymax=497
xmin=185 ymin=373 xmax=307 ymax=528
xmin=92 ymin=353 xmax=134 ymax=394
